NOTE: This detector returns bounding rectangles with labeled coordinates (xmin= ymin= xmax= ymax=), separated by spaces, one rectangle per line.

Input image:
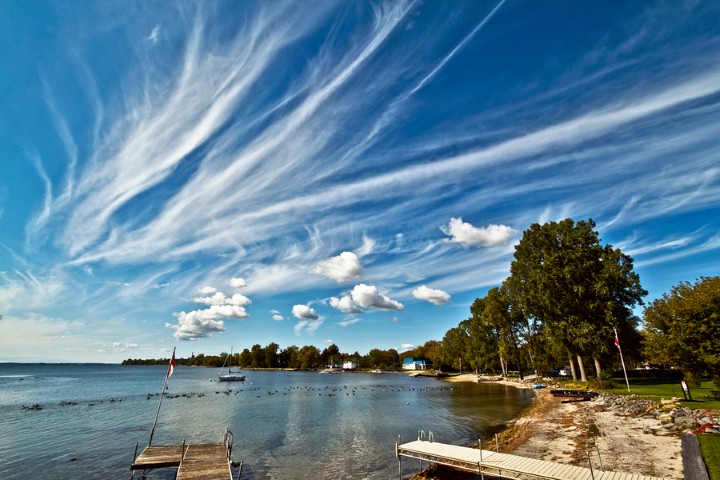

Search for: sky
xmin=1 ymin=1 xmax=719 ymax=363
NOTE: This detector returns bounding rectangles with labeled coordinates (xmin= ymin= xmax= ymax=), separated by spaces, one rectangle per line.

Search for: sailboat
xmin=218 ymin=348 xmax=245 ymax=382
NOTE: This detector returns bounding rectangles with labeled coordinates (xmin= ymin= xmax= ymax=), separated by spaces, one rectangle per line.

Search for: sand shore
xmin=410 ymin=374 xmax=685 ymax=479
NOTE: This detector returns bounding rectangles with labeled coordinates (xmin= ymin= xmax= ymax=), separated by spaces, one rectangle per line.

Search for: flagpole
xmin=614 ymin=329 xmax=631 ymax=392
xmin=148 ymin=347 xmax=175 ymax=446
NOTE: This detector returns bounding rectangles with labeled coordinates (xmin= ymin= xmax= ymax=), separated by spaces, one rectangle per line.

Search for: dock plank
xmin=177 ymin=443 xmax=231 ymax=480
xmin=132 ymin=444 xmax=187 ymax=469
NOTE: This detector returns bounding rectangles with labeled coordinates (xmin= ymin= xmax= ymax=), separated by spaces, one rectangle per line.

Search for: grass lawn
xmin=602 ymin=378 xmax=720 ymax=410
xmin=698 ymin=434 xmax=720 ymax=479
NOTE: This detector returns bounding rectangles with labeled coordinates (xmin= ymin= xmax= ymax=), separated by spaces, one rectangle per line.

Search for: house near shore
xmin=402 ymin=357 xmax=432 ymax=370
xmin=343 ymin=359 xmax=359 ymax=371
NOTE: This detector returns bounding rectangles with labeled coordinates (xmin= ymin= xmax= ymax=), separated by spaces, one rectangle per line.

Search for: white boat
xmin=218 ymin=348 xmax=245 ymax=382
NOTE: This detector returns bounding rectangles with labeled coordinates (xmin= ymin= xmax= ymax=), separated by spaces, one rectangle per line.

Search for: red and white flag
xmin=166 ymin=348 xmax=176 ymax=380
xmin=614 ymin=332 xmax=621 ymax=352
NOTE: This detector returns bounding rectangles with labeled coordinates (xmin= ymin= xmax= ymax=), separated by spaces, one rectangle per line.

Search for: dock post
xmin=594 ymin=440 xmax=603 ymax=471
xmin=495 ymin=434 xmax=499 ymax=453
xmin=587 ymin=451 xmax=595 ymax=480
xmin=130 ymin=441 xmax=138 ymax=480
xmin=478 ymin=438 xmax=484 ymax=480
xmin=396 ymin=435 xmax=402 ymax=480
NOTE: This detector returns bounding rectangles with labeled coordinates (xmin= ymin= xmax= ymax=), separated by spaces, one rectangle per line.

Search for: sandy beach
xmin=411 ymin=374 xmax=685 ymax=479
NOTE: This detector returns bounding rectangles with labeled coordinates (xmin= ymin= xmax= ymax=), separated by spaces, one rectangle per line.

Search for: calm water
xmin=0 ymin=364 xmax=534 ymax=479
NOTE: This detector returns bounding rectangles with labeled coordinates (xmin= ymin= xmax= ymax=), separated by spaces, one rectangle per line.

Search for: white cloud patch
xmin=168 ymin=286 xmax=251 ymax=340
xmin=329 ymin=295 xmax=363 ymax=314
xmin=356 ymin=235 xmax=375 ymax=257
xmin=398 ymin=343 xmax=414 ymax=353
xmin=147 ymin=25 xmax=160 ymax=44
xmin=312 ymin=251 xmax=363 ymax=282
xmin=126 ymin=342 xmax=138 ymax=348
xmin=229 ymin=277 xmax=247 ymax=288
xmin=166 ymin=310 xmax=226 ymax=341
xmin=338 ymin=317 xmax=361 ymax=327
xmin=440 ymin=217 xmax=516 ymax=247
xmin=292 ymin=304 xmax=323 ymax=335
xmin=412 ymin=285 xmax=451 ymax=305
xmin=193 ymin=291 xmax=251 ymax=306
xmin=272 ymin=314 xmax=284 ymax=321
xmin=294 ymin=318 xmax=324 ymax=336
xmin=351 ymin=284 xmax=404 ymax=311
xmin=291 ymin=304 xmax=319 ymax=320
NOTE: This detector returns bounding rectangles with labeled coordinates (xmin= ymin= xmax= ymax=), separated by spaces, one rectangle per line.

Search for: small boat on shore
xmin=550 ymin=389 xmax=598 ymax=399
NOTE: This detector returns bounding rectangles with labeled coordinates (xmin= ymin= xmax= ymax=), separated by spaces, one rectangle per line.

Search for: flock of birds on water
xmin=154 ymin=383 xmax=454 ymax=401
xmin=18 ymin=378 xmax=454 ymax=411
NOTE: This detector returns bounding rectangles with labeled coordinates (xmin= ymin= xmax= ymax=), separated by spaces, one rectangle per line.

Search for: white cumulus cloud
xmin=412 ymin=285 xmax=451 ymax=305
xmin=272 ymin=314 xmax=284 ymax=321
xmin=193 ymin=291 xmax=251 ymax=306
xmin=291 ymin=304 xmax=319 ymax=320
xmin=329 ymin=295 xmax=363 ymax=314
xmin=167 ymin=304 xmax=249 ymax=340
xmin=167 ymin=311 xmax=225 ymax=341
xmin=198 ymin=285 xmax=217 ymax=294
xmin=440 ymin=217 xmax=516 ymax=247
xmin=312 ymin=251 xmax=363 ymax=282
xmin=229 ymin=277 xmax=247 ymax=288
xmin=351 ymin=284 xmax=404 ymax=311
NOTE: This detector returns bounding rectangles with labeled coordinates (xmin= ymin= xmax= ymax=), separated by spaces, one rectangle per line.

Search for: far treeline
xmin=124 ymin=219 xmax=720 ymax=388
xmin=122 ymin=343 xmax=400 ymax=371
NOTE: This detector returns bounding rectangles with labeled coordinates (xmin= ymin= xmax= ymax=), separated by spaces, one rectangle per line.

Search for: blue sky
xmin=1 ymin=1 xmax=719 ymax=362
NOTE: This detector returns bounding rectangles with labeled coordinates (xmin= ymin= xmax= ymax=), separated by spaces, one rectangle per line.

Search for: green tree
xmin=440 ymin=326 xmax=468 ymax=371
xmin=296 ymin=345 xmax=320 ymax=370
xmin=238 ymin=348 xmax=252 ymax=367
xmin=279 ymin=345 xmax=299 ymax=368
xmin=643 ymin=276 xmax=720 ymax=385
xmin=479 ymin=287 xmax=527 ymax=378
xmin=320 ymin=343 xmax=341 ymax=366
xmin=264 ymin=342 xmax=279 ymax=368
xmin=505 ymin=218 xmax=645 ymax=381
xmin=250 ymin=344 xmax=265 ymax=368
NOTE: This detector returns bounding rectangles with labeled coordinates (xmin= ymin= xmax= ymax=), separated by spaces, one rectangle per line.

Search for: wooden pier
xmin=131 ymin=429 xmax=238 ymax=480
xmin=396 ymin=438 xmax=667 ymax=480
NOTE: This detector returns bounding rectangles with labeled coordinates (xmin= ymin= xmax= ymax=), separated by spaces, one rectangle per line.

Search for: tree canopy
xmin=643 ymin=276 xmax=720 ymax=385
xmin=504 ymin=218 xmax=646 ymax=380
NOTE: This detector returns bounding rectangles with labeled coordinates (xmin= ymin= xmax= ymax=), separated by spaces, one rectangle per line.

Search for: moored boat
xmin=218 ymin=348 xmax=245 ymax=382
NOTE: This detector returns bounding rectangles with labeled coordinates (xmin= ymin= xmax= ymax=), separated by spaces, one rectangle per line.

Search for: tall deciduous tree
xmin=479 ymin=287 xmax=527 ymax=378
xmin=505 ymin=218 xmax=645 ymax=381
xmin=643 ymin=276 xmax=720 ymax=385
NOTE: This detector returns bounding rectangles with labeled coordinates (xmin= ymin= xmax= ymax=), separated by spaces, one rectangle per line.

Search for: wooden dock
xmin=131 ymin=430 xmax=237 ymax=480
xmin=177 ymin=444 xmax=233 ymax=480
xmin=396 ymin=438 xmax=667 ymax=480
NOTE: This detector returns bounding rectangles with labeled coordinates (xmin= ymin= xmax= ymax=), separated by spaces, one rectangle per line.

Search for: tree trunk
xmin=568 ymin=353 xmax=578 ymax=381
xmin=594 ymin=357 xmax=602 ymax=378
xmin=576 ymin=352 xmax=588 ymax=382
xmin=516 ymin=349 xmax=524 ymax=381
xmin=499 ymin=357 xmax=506 ymax=379
xmin=528 ymin=349 xmax=538 ymax=377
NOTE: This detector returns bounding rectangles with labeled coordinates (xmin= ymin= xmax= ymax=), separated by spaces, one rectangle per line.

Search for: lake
xmin=0 ymin=364 xmax=534 ymax=479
